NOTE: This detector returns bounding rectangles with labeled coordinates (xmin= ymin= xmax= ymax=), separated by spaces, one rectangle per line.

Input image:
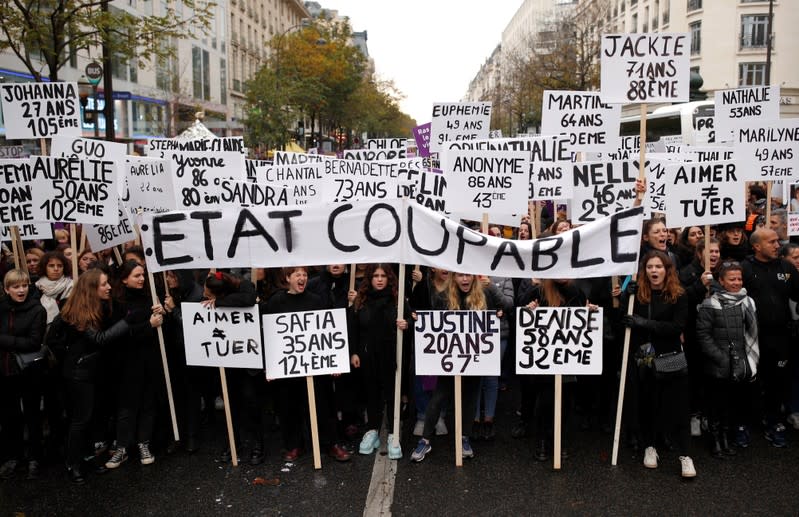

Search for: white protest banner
xmin=516 ymin=307 xmax=603 ymax=375
xmin=441 ymin=149 xmax=529 ymax=215
xmin=414 ymin=310 xmax=501 ymax=376
xmin=181 ymin=303 xmax=263 ymax=369
xmin=0 ymin=146 xmax=26 ymax=159
xmin=600 ymin=33 xmax=691 ymax=104
xmin=0 ymin=159 xmax=36 ymax=225
xmin=220 ymin=177 xmax=320 ymax=207
xmin=124 ymin=156 xmax=177 ymax=215
xmin=430 ymin=102 xmax=492 ymax=154
xmin=789 ymin=182 xmax=799 ymax=236
xmin=169 ymin=151 xmax=246 ymax=209
xmin=84 ymin=200 xmax=136 ymax=250
xmin=664 ymin=160 xmax=745 ymax=228
xmin=570 ymin=160 xmax=641 ymax=223
xmin=715 ymin=86 xmax=780 ymax=144
xmin=51 ymin=136 xmax=127 ymax=198
xmin=319 ymin=158 xmax=399 ymax=203
xmin=245 ymin=159 xmax=271 ymax=182
xmin=146 ymin=136 xmax=245 ymax=157
xmin=0 ymin=223 xmax=52 ymax=242
xmin=734 ymin=120 xmax=799 ymax=181
xmin=138 ymin=199 xmax=645 ymax=280
xmin=28 ymin=155 xmax=118 ymax=224
xmin=343 ymin=138 xmax=407 ymax=161
xmin=262 ymin=309 xmax=349 ymax=379
xmin=0 ymin=82 xmax=80 ymax=139
xmin=541 ymin=90 xmax=621 ymax=152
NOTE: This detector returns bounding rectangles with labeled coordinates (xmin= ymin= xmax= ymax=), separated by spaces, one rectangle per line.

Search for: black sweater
xmin=0 ymin=295 xmax=47 ymax=376
xmin=741 ymin=256 xmax=799 ymax=336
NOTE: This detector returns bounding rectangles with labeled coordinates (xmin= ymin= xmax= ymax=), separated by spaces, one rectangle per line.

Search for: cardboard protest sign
xmin=413 ymin=122 xmax=432 ymax=158
xmin=586 ymin=136 xmax=663 ymax=161
xmin=715 ymin=86 xmax=780 ymax=143
xmin=181 ymin=303 xmax=263 ymax=369
xmin=245 ymin=159 xmax=271 ymax=182
xmin=600 ymin=33 xmax=691 ymax=104
xmin=124 ymin=156 xmax=177 ymax=215
xmin=262 ymin=309 xmax=349 ymax=379
xmin=414 ymin=310 xmax=501 ymax=376
xmin=84 ymin=200 xmax=136 ymax=250
xmin=28 ymin=155 xmax=118 ymax=224
xmin=405 ymin=169 xmax=447 ymax=213
xmin=343 ymin=138 xmax=407 ymax=161
xmin=51 ymin=136 xmax=128 ymax=198
xmin=139 ymin=200 xmax=645 ymax=280
xmin=0 ymin=146 xmax=26 ymax=159
xmin=430 ymin=102 xmax=492 ymax=154
xmin=220 ymin=177 xmax=320 ymax=207
xmin=541 ymin=90 xmax=621 ymax=152
xmin=146 ymin=136 xmax=245 ymax=157
xmin=645 ymin=159 xmax=670 ymax=215
xmin=664 ymin=160 xmax=745 ymax=228
xmin=319 ymin=158 xmax=399 ymax=203
xmin=273 ymin=151 xmax=329 ymax=165
xmin=168 ymin=151 xmax=246 ymax=209
xmin=0 ymin=82 xmax=80 ymax=139
xmin=570 ymin=160 xmax=642 ymax=223
xmin=789 ymin=182 xmax=799 ymax=236
xmin=441 ymin=149 xmax=529 ymax=215
xmin=734 ymin=120 xmax=799 ymax=181
xmin=516 ymin=307 xmax=603 ymax=375
xmin=0 ymin=159 xmax=37 ymax=225
xmin=0 ymin=222 xmax=52 ymax=242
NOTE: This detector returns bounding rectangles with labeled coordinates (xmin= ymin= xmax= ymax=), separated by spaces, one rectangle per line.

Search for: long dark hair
xmin=61 ymin=269 xmax=107 ymax=331
xmin=355 ymin=264 xmax=398 ymax=310
xmin=637 ymin=250 xmax=684 ymax=304
xmin=40 ymin=250 xmax=71 ymax=278
xmin=113 ymin=260 xmax=147 ymax=301
xmin=204 ymin=270 xmax=242 ymax=299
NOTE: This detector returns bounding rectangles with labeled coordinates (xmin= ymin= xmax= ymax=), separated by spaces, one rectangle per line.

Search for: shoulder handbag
xmin=653 ymin=349 xmax=688 ymax=379
xmin=15 ymin=345 xmax=49 ymax=370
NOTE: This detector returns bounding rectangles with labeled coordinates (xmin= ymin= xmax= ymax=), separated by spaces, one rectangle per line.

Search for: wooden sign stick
xmin=306 ymin=377 xmax=322 ymax=469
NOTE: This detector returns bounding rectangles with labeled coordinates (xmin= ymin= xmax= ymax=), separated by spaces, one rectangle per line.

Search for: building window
xmin=631 ymin=13 xmax=638 ymax=33
xmin=687 ymin=0 xmax=701 ymax=11
xmin=220 ymin=58 xmax=227 ymax=105
xmin=740 ymin=14 xmax=769 ymax=48
xmin=689 ymin=21 xmax=701 ymax=54
xmin=738 ymin=62 xmax=766 ymax=86
xmin=192 ymin=46 xmax=211 ymax=101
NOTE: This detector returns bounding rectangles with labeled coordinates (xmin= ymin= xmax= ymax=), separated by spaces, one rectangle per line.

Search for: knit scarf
xmin=710 ymin=287 xmax=759 ymax=378
xmin=36 ymin=276 xmax=73 ymax=323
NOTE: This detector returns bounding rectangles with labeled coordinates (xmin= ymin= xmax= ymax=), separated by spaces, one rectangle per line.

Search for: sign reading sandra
xmin=414 ymin=310 xmax=501 ymax=376
xmin=181 ymin=304 xmax=263 ymax=369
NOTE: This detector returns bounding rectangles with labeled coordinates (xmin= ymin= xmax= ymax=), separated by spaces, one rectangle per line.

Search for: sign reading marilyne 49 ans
xmin=516 ymin=307 xmax=603 ymax=375
xmin=0 ymin=82 xmax=81 ymax=139
xmin=714 ymin=86 xmax=780 ymax=143
xmin=262 ymin=309 xmax=349 ymax=379
xmin=441 ymin=149 xmax=529 ymax=215
xmin=430 ymin=102 xmax=492 ymax=155
xmin=181 ymin=303 xmax=263 ymax=369
xmin=541 ymin=90 xmax=621 ymax=152
xmin=734 ymin=120 xmax=799 ymax=181
xmin=664 ymin=160 xmax=745 ymax=228
xmin=414 ymin=310 xmax=501 ymax=376
xmin=600 ymin=33 xmax=691 ymax=104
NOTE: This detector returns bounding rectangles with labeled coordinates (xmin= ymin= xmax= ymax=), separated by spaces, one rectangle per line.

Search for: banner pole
xmin=454 ymin=375 xmax=463 ymax=467
xmin=704 ymin=225 xmax=711 ymax=273
xmin=78 ymin=229 xmax=88 ymax=254
xmin=766 ymin=181 xmax=773 ymax=224
xmin=391 ymin=264 xmax=406 ymax=453
xmin=69 ymin=224 xmax=79 ymax=288
xmin=306 ymin=376 xmax=322 ymax=469
xmin=553 ymin=374 xmax=562 ymax=470
xmin=219 ymin=367 xmax=238 ymax=466
xmin=113 ymin=247 xmax=123 ymax=266
xmin=349 ymin=265 xmax=357 ymax=299
xmin=9 ymin=226 xmax=22 ymax=270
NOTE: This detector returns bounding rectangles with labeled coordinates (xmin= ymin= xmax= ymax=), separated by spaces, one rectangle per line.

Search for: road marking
xmin=363 ymin=428 xmax=398 ymax=516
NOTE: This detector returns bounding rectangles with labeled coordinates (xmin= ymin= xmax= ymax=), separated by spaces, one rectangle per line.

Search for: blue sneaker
xmin=765 ymin=423 xmax=787 ymax=448
xmin=734 ymin=426 xmax=750 ymax=448
xmin=358 ymin=430 xmax=380 ymax=455
xmin=410 ymin=439 xmax=431 ymax=462
xmin=387 ymin=434 xmax=402 ymax=460
xmin=462 ymin=437 xmax=474 ymax=459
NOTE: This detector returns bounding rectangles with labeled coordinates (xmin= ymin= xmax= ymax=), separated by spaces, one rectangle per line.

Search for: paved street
xmin=2 ymin=387 xmax=799 ymax=516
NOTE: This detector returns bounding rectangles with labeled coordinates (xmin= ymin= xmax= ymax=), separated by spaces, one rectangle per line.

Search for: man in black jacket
xmin=741 ymin=229 xmax=799 ymax=447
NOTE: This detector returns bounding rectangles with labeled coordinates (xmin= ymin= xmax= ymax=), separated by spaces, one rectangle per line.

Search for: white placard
xmin=168 ymin=150 xmax=245 ymax=209
xmin=442 ymin=149 xmax=529 ymax=215
xmin=181 ymin=303 xmax=263 ymax=369
xmin=646 ymin=159 xmax=671 ymax=215
xmin=515 ymin=307 xmax=603 ymax=375
xmin=789 ymin=182 xmax=799 ymax=236
xmin=715 ymin=86 xmax=780 ymax=143
xmin=343 ymin=138 xmax=407 ymax=161
xmin=51 ymin=136 xmax=128 ymax=198
xmin=414 ymin=310 xmax=501 ymax=376
xmin=138 ymin=199 xmax=645 ymax=279
xmin=430 ymin=102 xmax=492 ymax=154
xmin=570 ymin=160 xmax=641 ymax=223
xmin=273 ymin=151 xmax=329 ymax=165
xmin=0 ymin=159 xmax=36 ymax=225
xmin=734 ymin=120 xmax=799 ymax=181
xmin=85 ymin=200 xmax=136 ymax=250
xmin=664 ymin=160 xmax=745 ymax=227
xmin=220 ymin=177 xmax=320 ymax=207
xmin=262 ymin=309 xmax=349 ymax=379
xmin=146 ymin=136 xmax=246 ymax=157
xmin=29 ymin=155 xmax=118 ymax=224
xmin=319 ymin=158 xmax=399 ymax=203
xmin=600 ymin=33 xmax=691 ymax=104
xmin=405 ymin=169 xmax=447 ymax=213
xmin=0 ymin=223 xmax=52 ymax=242
xmin=586 ymin=136 xmax=663 ymax=161
xmin=541 ymin=90 xmax=621 ymax=152
xmin=245 ymin=159 xmax=271 ymax=182
xmin=0 ymin=82 xmax=81 ymax=139
xmin=124 ymin=156 xmax=177 ymax=215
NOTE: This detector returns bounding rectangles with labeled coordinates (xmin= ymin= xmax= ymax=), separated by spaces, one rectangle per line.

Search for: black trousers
xmin=0 ymin=367 xmax=44 ymax=463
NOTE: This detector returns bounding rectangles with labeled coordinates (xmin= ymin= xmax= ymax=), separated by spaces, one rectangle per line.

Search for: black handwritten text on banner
xmin=262 ymin=309 xmax=349 ymax=379
xmin=138 ymin=200 xmax=644 ymax=279
xmin=516 ymin=307 xmax=603 ymax=375
xmin=0 ymin=82 xmax=80 ymax=139
xmin=181 ymin=304 xmax=263 ymax=369
xmin=415 ymin=310 xmax=501 ymax=376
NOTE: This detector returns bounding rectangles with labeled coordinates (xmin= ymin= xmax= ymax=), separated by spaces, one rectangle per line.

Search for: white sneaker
xmin=435 ymin=417 xmax=448 ymax=436
xmin=690 ymin=415 xmax=702 ymax=437
xmin=787 ymin=413 xmax=799 ymax=431
xmin=643 ymin=446 xmax=658 ymax=469
xmin=413 ymin=420 xmax=425 ymax=436
xmin=679 ymin=456 xmax=696 ymax=478
xmin=214 ymin=396 xmax=224 ymax=410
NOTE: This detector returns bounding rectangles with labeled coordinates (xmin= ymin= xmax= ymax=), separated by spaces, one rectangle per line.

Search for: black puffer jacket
xmin=696 ymin=289 xmax=757 ymax=381
xmin=61 ymin=314 xmax=131 ymax=382
xmin=620 ymin=289 xmax=688 ymax=356
xmin=0 ymin=294 xmax=47 ymax=376
xmin=348 ymin=288 xmax=411 ymax=370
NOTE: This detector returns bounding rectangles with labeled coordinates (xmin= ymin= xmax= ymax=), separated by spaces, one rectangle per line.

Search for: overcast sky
xmin=326 ymin=1 xmax=524 ymax=124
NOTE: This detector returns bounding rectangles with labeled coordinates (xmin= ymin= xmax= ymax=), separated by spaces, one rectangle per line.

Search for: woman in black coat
xmin=0 ymin=269 xmax=47 ymax=481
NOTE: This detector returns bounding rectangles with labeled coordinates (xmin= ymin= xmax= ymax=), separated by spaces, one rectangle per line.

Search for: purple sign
xmin=413 ymin=122 xmax=431 ymax=158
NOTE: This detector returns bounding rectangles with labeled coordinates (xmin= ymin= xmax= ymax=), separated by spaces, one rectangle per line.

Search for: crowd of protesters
xmin=1 ymin=182 xmax=798 ymax=484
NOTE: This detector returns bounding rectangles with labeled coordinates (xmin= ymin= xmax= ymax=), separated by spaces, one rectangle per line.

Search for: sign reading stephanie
xmin=516 ymin=307 xmax=603 ymax=375
xmin=262 ymin=309 xmax=349 ymax=379
xmin=181 ymin=304 xmax=263 ymax=369
xmin=0 ymin=82 xmax=81 ymax=139
xmin=414 ymin=310 xmax=501 ymax=376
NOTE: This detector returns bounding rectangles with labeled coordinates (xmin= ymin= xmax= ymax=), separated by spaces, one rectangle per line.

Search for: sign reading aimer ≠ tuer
xmin=181 ymin=304 xmax=263 ymax=369
xmin=664 ymin=160 xmax=744 ymax=228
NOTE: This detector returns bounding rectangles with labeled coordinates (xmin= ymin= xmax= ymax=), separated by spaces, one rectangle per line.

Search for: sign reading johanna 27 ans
xmin=262 ymin=309 xmax=349 ymax=379
xmin=600 ymin=33 xmax=691 ymax=104
xmin=0 ymin=82 xmax=81 ymax=139
xmin=181 ymin=303 xmax=263 ymax=369
xmin=414 ymin=310 xmax=501 ymax=376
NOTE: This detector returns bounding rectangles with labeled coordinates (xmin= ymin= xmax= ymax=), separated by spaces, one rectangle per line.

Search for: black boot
xmin=709 ymin=423 xmax=723 ymax=458
xmin=720 ymin=427 xmax=737 ymax=456
xmin=534 ymin=439 xmax=548 ymax=462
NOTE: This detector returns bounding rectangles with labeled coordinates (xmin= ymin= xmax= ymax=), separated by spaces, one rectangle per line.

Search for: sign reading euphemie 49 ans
xmin=600 ymin=33 xmax=691 ymax=104
xmin=0 ymin=82 xmax=81 ymax=139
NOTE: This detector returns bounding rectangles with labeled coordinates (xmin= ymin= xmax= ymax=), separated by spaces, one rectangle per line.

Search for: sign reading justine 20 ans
xmin=0 ymin=82 xmax=81 ymax=139
xmin=415 ymin=310 xmax=501 ymax=376
xmin=600 ymin=33 xmax=691 ymax=104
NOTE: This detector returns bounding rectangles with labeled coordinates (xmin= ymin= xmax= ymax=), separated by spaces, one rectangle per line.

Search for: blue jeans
xmin=475 ymin=338 xmax=508 ymax=420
